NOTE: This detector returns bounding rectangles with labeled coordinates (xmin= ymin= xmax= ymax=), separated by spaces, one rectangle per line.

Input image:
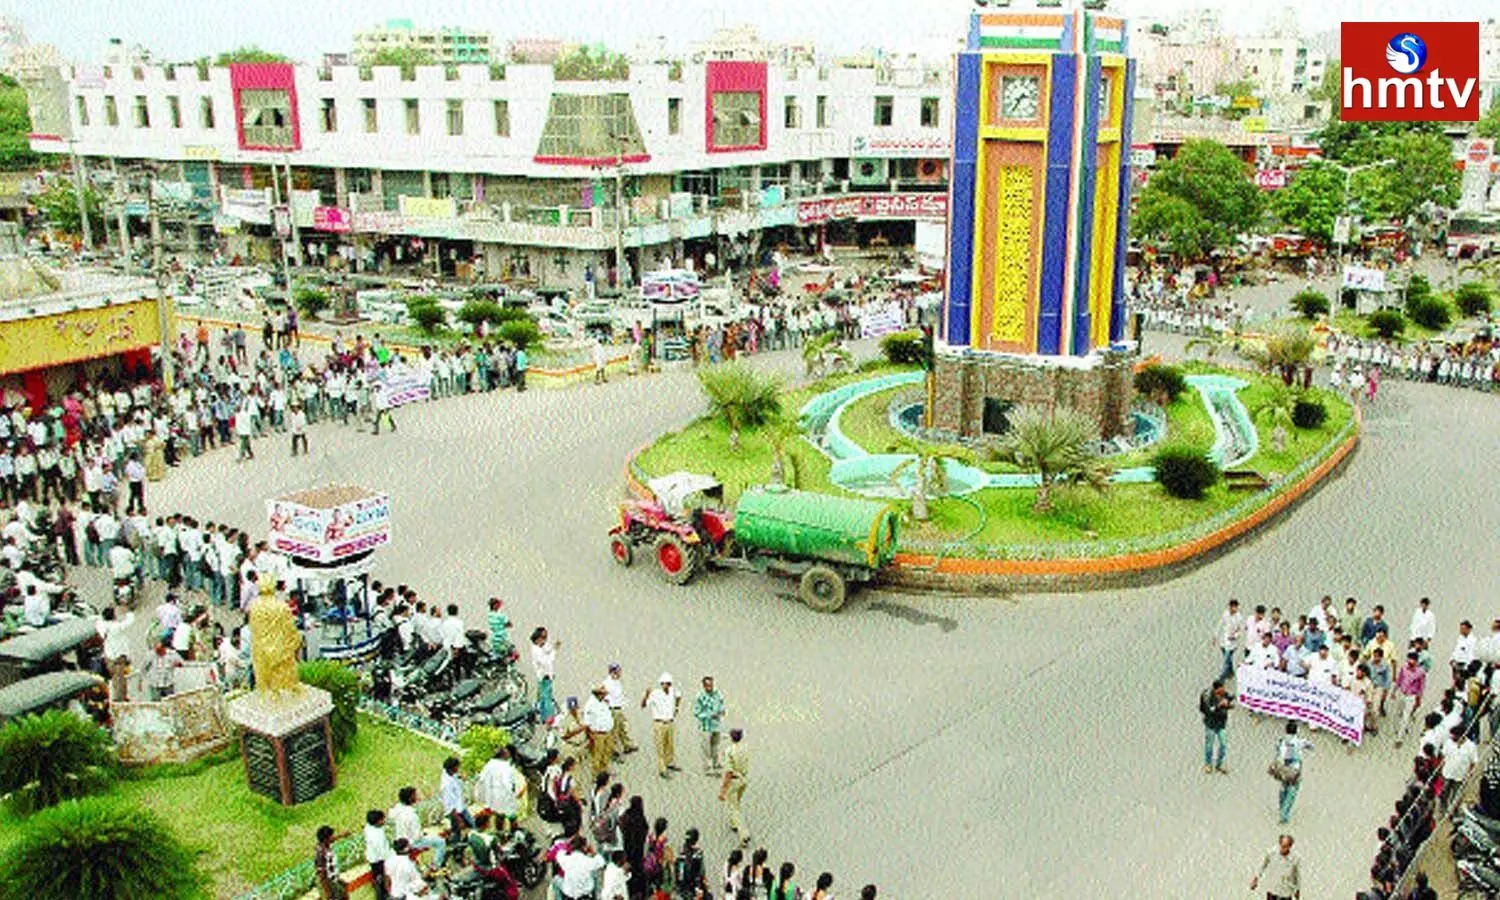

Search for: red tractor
xmin=610 ymin=473 xmax=731 ymax=584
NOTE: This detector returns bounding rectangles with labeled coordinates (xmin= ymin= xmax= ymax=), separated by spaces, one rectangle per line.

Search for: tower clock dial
xmin=1000 ymin=75 xmax=1041 ymax=120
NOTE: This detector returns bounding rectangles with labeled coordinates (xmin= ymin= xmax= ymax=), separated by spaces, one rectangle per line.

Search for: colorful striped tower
xmin=942 ymin=4 xmax=1136 ymax=357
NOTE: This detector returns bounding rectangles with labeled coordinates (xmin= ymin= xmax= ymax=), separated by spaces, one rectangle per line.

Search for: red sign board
xmin=312 ymin=206 xmax=351 ymax=233
xmin=796 ymin=193 xmax=948 ymax=225
xmin=1255 ymin=170 xmax=1288 ymax=190
xmin=1339 ymin=22 xmax=1480 ymax=122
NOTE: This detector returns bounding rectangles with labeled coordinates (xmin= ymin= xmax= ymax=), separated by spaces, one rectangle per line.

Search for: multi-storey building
xmin=24 ymin=55 xmax=955 ymax=289
xmin=353 ymin=20 xmax=495 ymax=67
xmin=1481 ymin=18 xmax=1500 ymax=110
xmin=1236 ymin=38 xmax=1326 ymax=98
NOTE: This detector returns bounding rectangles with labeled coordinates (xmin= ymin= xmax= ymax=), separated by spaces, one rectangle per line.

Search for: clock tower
xmin=930 ymin=1 xmax=1138 ymax=440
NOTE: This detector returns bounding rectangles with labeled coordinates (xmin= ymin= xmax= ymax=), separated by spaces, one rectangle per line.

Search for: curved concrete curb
xmin=624 ymin=410 xmax=1360 ymax=593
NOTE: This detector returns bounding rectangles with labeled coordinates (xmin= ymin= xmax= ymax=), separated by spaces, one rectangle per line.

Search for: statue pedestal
xmin=227 ymin=687 xmax=336 ymax=806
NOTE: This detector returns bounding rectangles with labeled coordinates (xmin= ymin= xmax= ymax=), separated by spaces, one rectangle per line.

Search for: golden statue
xmin=248 ymin=594 xmax=304 ymax=698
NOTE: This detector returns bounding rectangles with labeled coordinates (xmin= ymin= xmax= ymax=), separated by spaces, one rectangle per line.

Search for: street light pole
xmin=67 ymin=140 xmax=94 ymax=249
xmin=1329 ymin=158 xmax=1397 ymax=264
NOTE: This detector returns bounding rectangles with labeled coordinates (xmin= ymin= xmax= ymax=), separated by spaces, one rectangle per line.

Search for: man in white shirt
xmin=1247 ymin=632 xmax=1281 ymax=671
xmin=97 ymin=607 xmax=135 ymax=700
xmin=389 ymin=786 xmax=446 ymax=867
xmin=1477 ymin=619 xmax=1500 ymax=667
xmin=439 ymin=756 xmax=472 ymax=829
xmin=583 ymin=682 xmax=617 ymax=775
xmin=531 ymin=627 xmax=559 ymax=720
xmin=22 ymin=584 xmax=54 ymax=628
xmin=641 ymin=672 xmax=681 ymax=779
xmin=108 ymin=541 xmax=137 ymax=585
xmin=1215 ymin=599 xmax=1245 ymax=682
xmin=441 ymin=604 xmax=467 ymax=676
xmin=1451 ymin=620 xmax=1478 ymax=684
xmin=1306 ymin=646 xmax=1338 ymax=686
xmin=363 ymin=809 xmax=393 ymax=900
xmin=600 ymin=850 xmax=630 ymax=900
xmin=555 ymin=837 xmax=606 ymax=900
xmin=604 ymin=663 xmax=638 ymax=756
xmin=474 ymin=746 xmax=521 ymax=822
xmin=1306 ymin=595 xmax=1336 ymax=632
xmin=1442 ymin=726 xmax=1479 ymax=810
xmin=1409 ymin=597 xmax=1437 ymax=644
xmin=155 ymin=594 xmax=183 ymax=644
xmin=386 ymin=840 xmax=428 ymax=898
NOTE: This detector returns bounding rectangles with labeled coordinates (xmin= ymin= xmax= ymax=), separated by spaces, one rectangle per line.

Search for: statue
xmin=248 ymin=594 xmax=303 ymax=698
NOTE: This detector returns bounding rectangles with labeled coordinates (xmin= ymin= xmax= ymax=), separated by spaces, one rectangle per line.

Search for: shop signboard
xmin=1255 ymin=170 xmax=1287 ymax=190
xmin=312 ymin=206 xmax=351 ymax=233
xmin=151 ymin=181 xmax=195 ymax=203
xmin=1242 ymin=116 xmax=1268 ymax=133
xmin=795 ymin=193 xmax=948 ymax=226
xmin=220 ymin=187 xmax=272 ymax=224
xmin=398 ymin=195 xmax=457 ymax=219
xmin=850 ymin=134 xmax=952 ymax=157
xmin=267 ymin=487 xmax=391 ymax=564
xmin=0 ymin=298 xmax=163 ymax=377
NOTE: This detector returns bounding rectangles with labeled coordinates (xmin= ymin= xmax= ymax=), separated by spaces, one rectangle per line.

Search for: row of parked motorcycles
xmin=1451 ymin=760 xmax=1500 ymax=899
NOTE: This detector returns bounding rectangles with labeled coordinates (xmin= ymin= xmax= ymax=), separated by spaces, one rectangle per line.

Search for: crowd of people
xmin=1204 ymin=594 xmax=1499 ymax=898
xmin=1325 ymin=333 xmax=1500 ymax=402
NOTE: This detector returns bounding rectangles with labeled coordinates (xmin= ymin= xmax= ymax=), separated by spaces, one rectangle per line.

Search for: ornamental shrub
xmin=405 ymin=296 xmax=448 ymax=334
xmin=1153 ymin=446 xmax=1220 ymax=500
xmin=497 ymin=319 xmax=542 ymax=351
xmin=1367 ymin=309 xmax=1405 ymax=340
xmin=457 ymin=300 xmax=506 ymax=329
xmin=1292 ymin=398 xmax=1327 ymax=430
xmin=1407 ymin=296 xmax=1452 ymax=331
xmin=298 ymin=660 xmax=360 ymax=758
xmin=879 ymin=330 xmax=926 ymax=366
xmin=1290 ymin=289 xmax=1330 ymax=319
xmin=457 ymin=724 xmax=513 ymax=777
xmin=1455 ymin=282 xmax=1493 ymax=318
xmin=0 ymin=797 xmax=205 ymax=900
xmin=1134 ymin=364 xmax=1188 ymax=404
xmin=0 ymin=710 xmax=116 ymax=814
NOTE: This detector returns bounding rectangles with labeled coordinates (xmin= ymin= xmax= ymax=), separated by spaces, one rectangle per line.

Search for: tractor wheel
xmin=799 ymin=566 xmax=846 ymax=613
xmin=654 ymin=534 xmax=698 ymax=585
xmin=609 ymin=535 xmax=634 ymax=567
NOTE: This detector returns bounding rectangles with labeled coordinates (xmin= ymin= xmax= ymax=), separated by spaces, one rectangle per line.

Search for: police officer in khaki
xmin=718 ymin=728 xmax=750 ymax=846
xmin=642 ymin=672 xmax=681 ymax=778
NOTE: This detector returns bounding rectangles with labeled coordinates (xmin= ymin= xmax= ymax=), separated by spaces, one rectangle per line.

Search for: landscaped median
xmin=627 ymin=360 xmax=1360 ymax=591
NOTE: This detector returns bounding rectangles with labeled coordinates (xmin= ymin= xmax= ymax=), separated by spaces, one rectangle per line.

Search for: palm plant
xmin=802 ymin=331 xmax=851 ymax=378
xmin=763 ymin=413 xmax=803 ymax=487
xmin=888 ymin=446 xmax=950 ymax=521
xmin=1242 ymin=323 xmax=1315 ymax=385
xmin=1253 ymin=384 xmax=1298 ymax=452
xmin=1184 ymin=330 xmax=1243 ymax=362
xmin=993 ymin=406 xmax=1113 ymax=513
xmin=0 ymin=711 xmax=115 ymax=813
xmin=696 ymin=363 xmax=783 ymax=452
xmin=0 ymin=797 xmax=205 ymax=900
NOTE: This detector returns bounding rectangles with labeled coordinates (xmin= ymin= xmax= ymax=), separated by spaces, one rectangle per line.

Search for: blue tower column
xmin=943 ymin=52 xmax=983 ymax=348
xmin=1109 ymin=59 xmax=1137 ymax=343
xmin=1037 ymin=55 xmax=1077 ymax=356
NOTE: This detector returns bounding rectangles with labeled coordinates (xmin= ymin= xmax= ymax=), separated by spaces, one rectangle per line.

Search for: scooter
xmin=1456 ymin=856 xmax=1500 ymax=897
xmin=496 ymin=827 xmax=547 ymax=889
xmin=1453 ymin=815 xmax=1500 ymax=862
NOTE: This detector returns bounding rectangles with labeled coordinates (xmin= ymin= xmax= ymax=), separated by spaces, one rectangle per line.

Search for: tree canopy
xmin=1130 ymin=139 xmax=1262 ymax=260
xmin=1271 ymin=161 xmax=1345 ymax=243
xmin=1477 ymin=96 xmax=1500 ymax=141
xmin=33 ymin=181 xmax=104 ymax=240
xmin=1348 ymin=132 xmax=1460 ymax=221
xmin=0 ymin=75 xmax=36 ymax=169
xmin=364 ymin=46 xmax=436 ymax=69
xmin=213 ymin=46 xmax=290 ymax=65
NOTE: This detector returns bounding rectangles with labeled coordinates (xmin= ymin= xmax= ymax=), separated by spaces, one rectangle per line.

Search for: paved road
xmin=145 ymin=268 xmax=1497 ymax=898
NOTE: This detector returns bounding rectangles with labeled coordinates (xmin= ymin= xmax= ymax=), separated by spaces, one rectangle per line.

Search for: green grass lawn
xmin=0 ymin=715 xmax=451 ymax=899
xmin=1329 ymin=309 xmax=1450 ymax=344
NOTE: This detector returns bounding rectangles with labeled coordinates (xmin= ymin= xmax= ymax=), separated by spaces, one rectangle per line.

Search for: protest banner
xmin=1236 ymin=665 xmax=1366 ymax=744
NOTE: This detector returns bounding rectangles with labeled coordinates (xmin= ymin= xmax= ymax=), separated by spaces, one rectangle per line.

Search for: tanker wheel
xmin=654 ymin=534 xmax=698 ymax=585
xmin=609 ymin=535 xmax=634 ymax=567
xmin=799 ymin=566 xmax=846 ymax=613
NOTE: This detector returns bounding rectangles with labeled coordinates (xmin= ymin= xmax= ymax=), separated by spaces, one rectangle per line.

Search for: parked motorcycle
xmin=1456 ymin=856 xmax=1500 ymax=897
xmin=496 ymin=827 xmax=547 ymax=889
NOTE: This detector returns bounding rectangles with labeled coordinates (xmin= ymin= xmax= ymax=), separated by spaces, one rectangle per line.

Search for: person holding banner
xmin=1215 ymin=599 xmax=1245 ymax=683
xmin=1272 ymin=723 xmax=1314 ymax=825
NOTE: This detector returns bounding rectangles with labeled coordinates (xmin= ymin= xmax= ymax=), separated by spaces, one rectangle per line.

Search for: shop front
xmin=0 ymin=295 xmax=170 ymax=411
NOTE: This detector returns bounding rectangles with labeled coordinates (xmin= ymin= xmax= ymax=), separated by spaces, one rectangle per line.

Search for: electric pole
xmin=67 ymin=140 xmax=94 ymax=248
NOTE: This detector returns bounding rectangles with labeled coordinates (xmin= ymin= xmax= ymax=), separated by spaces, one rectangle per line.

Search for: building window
xmin=667 ymin=98 xmax=680 ymax=135
xmin=239 ymin=88 xmax=293 ymax=147
xmin=363 ymin=98 xmax=377 ymax=133
xmin=710 ymin=91 xmax=761 ymax=149
xmin=75 ymin=96 xmax=89 ymax=126
xmin=536 ymin=93 xmax=647 ymax=159
xmin=446 ymin=99 xmax=464 ymax=136
xmin=873 ymin=95 xmax=893 ymax=127
xmin=132 ymin=66 xmax=144 ymax=81
xmin=816 ymin=95 xmax=829 ymax=128
xmin=493 ymin=99 xmax=510 ymax=136
xmin=199 ymin=96 xmax=214 ymax=129
xmin=167 ymin=95 xmax=181 ymax=128
xmin=104 ymin=96 xmax=118 ymax=126
xmin=784 ymin=96 xmax=801 ymax=129
xmin=920 ymin=96 xmax=939 ymax=128
xmin=133 ymin=95 xmax=149 ymax=127
xmin=164 ymin=64 xmax=176 ymax=81
xmin=319 ymin=98 xmax=336 ymax=133
xmin=404 ymin=98 xmax=420 ymax=135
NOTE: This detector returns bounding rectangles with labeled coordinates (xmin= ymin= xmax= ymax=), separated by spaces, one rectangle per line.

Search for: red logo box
xmin=1341 ymin=22 xmax=1480 ymax=122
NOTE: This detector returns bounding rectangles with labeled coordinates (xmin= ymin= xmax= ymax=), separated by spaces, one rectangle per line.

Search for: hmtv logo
xmin=1341 ymin=22 xmax=1480 ymax=122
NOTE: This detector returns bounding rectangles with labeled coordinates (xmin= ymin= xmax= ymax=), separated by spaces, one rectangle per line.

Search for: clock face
xmin=1000 ymin=75 xmax=1041 ymax=120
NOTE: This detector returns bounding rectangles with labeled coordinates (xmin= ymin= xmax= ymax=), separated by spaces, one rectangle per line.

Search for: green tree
xmin=1131 ymin=140 xmax=1261 ymax=260
xmin=1455 ymin=282 xmax=1494 ymax=318
xmin=1475 ymin=96 xmax=1500 ymax=141
xmin=0 ymin=711 xmax=115 ymax=814
xmin=213 ymin=45 xmax=290 ymax=65
xmin=993 ymin=406 xmax=1112 ymax=513
xmin=457 ymin=299 xmax=507 ymax=330
xmin=1253 ymin=384 xmax=1298 ymax=452
xmin=1351 ymin=132 xmax=1460 ymax=220
xmin=497 ymin=318 xmax=541 ymax=350
xmin=696 ymin=362 xmax=783 ymax=452
xmin=0 ymin=75 xmax=36 ymax=168
xmin=0 ymin=798 xmax=205 ymax=900
xmin=297 ymin=661 xmax=359 ymax=758
xmin=1242 ymin=323 xmax=1315 ymax=384
xmin=365 ymin=46 xmax=436 ymax=77
xmin=802 ymin=331 xmax=851 ymax=377
xmin=292 ymin=284 xmax=330 ymax=319
xmin=888 ymin=446 xmax=951 ymax=522
xmin=553 ymin=45 xmax=630 ymax=81
xmin=405 ymin=295 xmax=447 ymax=335
xmin=1271 ymin=161 xmax=1345 ymax=244
xmin=763 ymin=412 xmax=803 ymax=488
xmin=1290 ymin=289 xmax=1331 ymax=319
xmin=33 ymin=180 xmax=105 ymax=240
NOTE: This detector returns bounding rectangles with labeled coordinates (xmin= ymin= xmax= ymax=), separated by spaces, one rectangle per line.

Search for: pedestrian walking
xmin=1394 ymin=651 xmax=1427 ymax=747
xmin=1201 ymin=679 xmax=1233 ymax=774
xmin=1408 ymin=597 xmax=1436 ymax=645
xmin=1249 ymin=834 xmax=1302 ymax=900
xmin=289 ymin=402 xmax=309 ymax=457
xmin=1215 ymin=598 xmax=1245 ymax=682
xmin=718 ymin=728 xmax=750 ymax=846
xmin=642 ymin=672 xmax=681 ymax=779
xmin=530 ymin=627 xmax=558 ymax=721
xmin=1451 ymin=620 xmax=1477 ymax=686
xmin=694 ymin=675 xmax=726 ymax=775
xmin=370 ymin=385 xmax=396 ymax=435
xmin=593 ymin=338 xmax=609 ymax=384
xmin=1270 ymin=722 xmax=1313 ymax=824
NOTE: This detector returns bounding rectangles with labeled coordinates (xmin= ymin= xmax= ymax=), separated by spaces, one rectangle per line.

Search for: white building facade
xmin=26 ymin=57 xmax=955 ymax=287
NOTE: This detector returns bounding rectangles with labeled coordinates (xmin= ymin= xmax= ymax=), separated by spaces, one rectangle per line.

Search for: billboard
xmin=267 ymin=488 xmax=391 ymax=563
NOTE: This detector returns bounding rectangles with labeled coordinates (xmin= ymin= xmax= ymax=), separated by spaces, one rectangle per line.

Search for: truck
xmin=608 ymin=473 xmax=899 ymax=612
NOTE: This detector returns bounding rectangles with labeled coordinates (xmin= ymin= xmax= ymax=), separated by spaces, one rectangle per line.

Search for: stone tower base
xmin=930 ymin=347 xmax=1136 ymax=441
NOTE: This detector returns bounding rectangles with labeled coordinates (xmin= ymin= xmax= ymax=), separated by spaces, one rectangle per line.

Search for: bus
xmin=1447 ymin=214 xmax=1500 ymax=259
